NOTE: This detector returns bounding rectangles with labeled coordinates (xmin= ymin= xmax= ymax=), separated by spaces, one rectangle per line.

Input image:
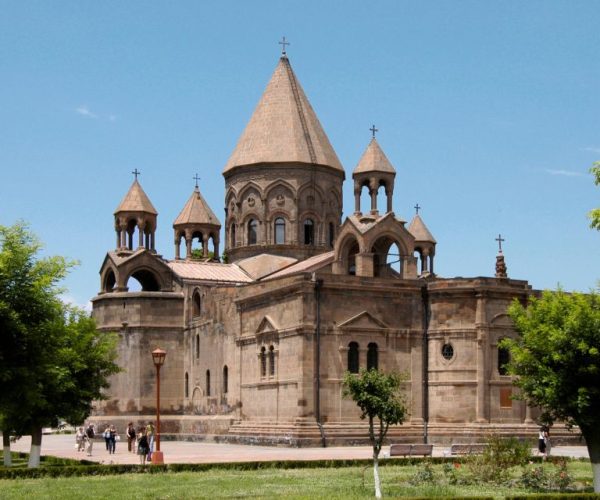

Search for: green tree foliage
xmin=343 ymin=368 xmax=408 ymax=498
xmin=589 ymin=161 xmax=600 ymax=230
xmin=0 ymin=222 xmax=119 ymax=467
xmin=504 ymin=289 xmax=600 ymax=491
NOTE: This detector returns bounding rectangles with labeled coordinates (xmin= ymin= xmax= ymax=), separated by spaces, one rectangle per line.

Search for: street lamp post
xmin=151 ymin=347 xmax=166 ymax=465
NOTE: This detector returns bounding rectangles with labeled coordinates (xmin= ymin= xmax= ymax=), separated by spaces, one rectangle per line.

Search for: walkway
xmin=8 ymin=434 xmax=590 ymax=465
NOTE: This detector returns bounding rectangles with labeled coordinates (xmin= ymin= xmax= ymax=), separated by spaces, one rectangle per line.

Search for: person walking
xmin=126 ymin=422 xmax=137 ymax=453
xmin=146 ymin=421 xmax=155 ymax=462
xmin=85 ymin=423 xmax=95 ymax=456
xmin=103 ymin=426 xmax=111 ymax=451
xmin=75 ymin=427 xmax=86 ymax=452
xmin=538 ymin=426 xmax=547 ymax=458
xmin=137 ymin=426 xmax=149 ymax=465
xmin=108 ymin=425 xmax=117 ymax=454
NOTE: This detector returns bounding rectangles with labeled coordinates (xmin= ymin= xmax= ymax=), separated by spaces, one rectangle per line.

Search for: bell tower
xmin=113 ymin=170 xmax=158 ymax=255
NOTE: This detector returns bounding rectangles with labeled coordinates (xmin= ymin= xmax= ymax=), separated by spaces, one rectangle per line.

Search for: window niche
xmin=367 ymin=342 xmax=378 ymax=370
xmin=347 ymin=342 xmax=359 ymax=373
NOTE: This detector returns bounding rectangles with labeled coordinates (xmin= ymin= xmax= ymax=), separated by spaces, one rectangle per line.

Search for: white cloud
xmin=75 ymin=105 xmax=98 ymax=119
xmin=545 ymin=169 xmax=584 ymax=177
xmin=581 ymin=147 xmax=600 ymax=154
xmin=108 ymin=114 xmax=117 ymax=122
xmin=60 ymin=293 xmax=93 ymax=313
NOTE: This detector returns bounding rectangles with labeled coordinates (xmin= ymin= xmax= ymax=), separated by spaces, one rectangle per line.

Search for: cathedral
xmin=91 ymin=52 xmax=543 ymax=445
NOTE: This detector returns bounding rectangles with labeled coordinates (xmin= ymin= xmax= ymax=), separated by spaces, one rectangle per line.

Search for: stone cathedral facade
xmin=91 ymin=54 xmax=545 ymax=445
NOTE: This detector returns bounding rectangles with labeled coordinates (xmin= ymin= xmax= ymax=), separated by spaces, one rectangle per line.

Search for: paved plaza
xmin=8 ymin=433 xmax=590 ymax=465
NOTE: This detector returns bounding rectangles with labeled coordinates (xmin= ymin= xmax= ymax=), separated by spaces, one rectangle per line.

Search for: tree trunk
xmin=581 ymin=425 xmax=600 ymax=493
xmin=373 ymin=451 xmax=382 ymax=499
xmin=2 ymin=431 xmax=11 ymax=467
xmin=28 ymin=427 xmax=42 ymax=468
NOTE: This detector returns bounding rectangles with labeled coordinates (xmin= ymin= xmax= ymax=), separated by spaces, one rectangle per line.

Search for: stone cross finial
xmin=370 ymin=125 xmax=378 ymax=138
xmin=132 ymin=168 xmax=141 ymax=180
xmin=193 ymin=174 xmax=201 ymax=188
xmin=279 ymin=36 xmax=290 ymax=56
xmin=495 ymin=233 xmax=505 ymax=252
xmin=414 ymin=203 xmax=421 ymax=215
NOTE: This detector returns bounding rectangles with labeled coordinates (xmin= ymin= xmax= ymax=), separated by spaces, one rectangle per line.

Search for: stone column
xmin=203 ymin=235 xmax=209 ymax=258
xmin=422 ymin=249 xmax=430 ymax=273
xmin=355 ymin=252 xmax=374 ymax=277
xmin=186 ymin=237 xmax=192 ymax=259
xmin=354 ymin=188 xmax=361 ymax=214
xmin=213 ymin=236 xmax=220 ymax=261
xmin=386 ymin=188 xmax=393 ymax=213
xmin=369 ymin=181 xmax=378 ymax=214
xmin=475 ymin=293 xmax=489 ymax=422
xmin=174 ymin=236 xmax=180 ymax=260
xmin=138 ymin=221 xmax=145 ymax=248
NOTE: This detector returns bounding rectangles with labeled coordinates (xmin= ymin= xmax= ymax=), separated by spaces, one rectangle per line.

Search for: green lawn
xmin=0 ymin=460 xmax=594 ymax=499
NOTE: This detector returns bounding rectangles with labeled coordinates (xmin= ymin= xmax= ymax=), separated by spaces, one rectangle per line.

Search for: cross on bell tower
xmin=279 ymin=36 xmax=290 ymax=56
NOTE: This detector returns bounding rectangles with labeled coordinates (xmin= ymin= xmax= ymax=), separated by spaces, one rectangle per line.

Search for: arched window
xmin=103 ymin=270 xmax=116 ymax=293
xmin=195 ymin=334 xmax=200 ymax=359
xmin=367 ymin=342 xmax=378 ymax=370
xmin=274 ymin=217 xmax=285 ymax=245
xmin=260 ymin=346 xmax=266 ymax=377
xmin=192 ymin=290 xmax=201 ymax=317
xmin=498 ymin=342 xmax=510 ymax=376
xmin=304 ymin=219 xmax=314 ymax=245
xmin=248 ymin=219 xmax=258 ymax=245
xmin=230 ymin=223 xmax=236 ymax=248
xmin=269 ymin=345 xmax=275 ymax=376
xmin=184 ymin=372 xmax=189 ymax=398
xmin=328 ymin=222 xmax=335 ymax=248
xmin=223 ymin=365 xmax=228 ymax=393
xmin=206 ymin=370 xmax=211 ymax=397
xmin=348 ymin=342 xmax=359 ymax=373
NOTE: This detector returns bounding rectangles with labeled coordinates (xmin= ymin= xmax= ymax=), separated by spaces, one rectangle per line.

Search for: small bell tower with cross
xmin=494 ymin=233 xmax=508 ymax=278
xmin=113 ymin=170 xmax=158 ymax=254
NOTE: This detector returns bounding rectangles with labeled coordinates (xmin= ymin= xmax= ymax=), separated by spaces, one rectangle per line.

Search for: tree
xmin=343 ymin=368 xmax=408 ymax=499
xmin=589 ymin=161 xmax=600 ymax=230
xmin=503 ymin=289 xmax=600 ymax=492
xmin=0 ymin=222 xmax=119 ymax=467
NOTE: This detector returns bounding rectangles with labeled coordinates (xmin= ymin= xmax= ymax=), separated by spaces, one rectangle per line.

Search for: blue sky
xmin=1 ymin=1 xmax=598 ymax=308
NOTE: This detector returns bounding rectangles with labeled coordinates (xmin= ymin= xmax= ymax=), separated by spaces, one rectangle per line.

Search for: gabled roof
xmin=408 ymin=214 xmax=436 ymax=243
xmin=167 ymin=260 xmax=252 ymax=283
xmin=223 ymin=56 xmax=344 ymax=174
xmin=263 ymin=251 xmax=334 ymax=280
xmin=114 ymin=180 xmax=157 ymax=215
xmin=236 ymin=253 xmax=297 ymax=280
xmin=173 ymin=187 xmax=221 ymax=227
xmin=353 ymin=138 xmax=396 ymax=175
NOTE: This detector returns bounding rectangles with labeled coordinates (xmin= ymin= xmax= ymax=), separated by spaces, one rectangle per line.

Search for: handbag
xmin=115 ymin=434 xmax=120 ymax=441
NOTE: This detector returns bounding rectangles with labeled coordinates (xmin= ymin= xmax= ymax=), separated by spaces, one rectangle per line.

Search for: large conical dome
xmin=223 ymin=56 xmax=343 ymax=174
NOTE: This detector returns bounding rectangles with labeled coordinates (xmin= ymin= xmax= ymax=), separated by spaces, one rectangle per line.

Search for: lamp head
xmin=152 ymin=347 xmax=167 ymax=367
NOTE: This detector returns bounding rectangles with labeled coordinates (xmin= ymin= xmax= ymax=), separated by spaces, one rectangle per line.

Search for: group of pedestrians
xmin=75 ymin=421 xmax=155 ymax=462
xmin=75 ymin=423 xmax=96 ymax=457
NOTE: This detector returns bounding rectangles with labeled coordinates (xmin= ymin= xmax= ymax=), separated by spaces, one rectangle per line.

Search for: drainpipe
xmin=421 ymin=284 xmax=430 ymax=444
xmin=313 ymin=274 xmax=326 ymax=447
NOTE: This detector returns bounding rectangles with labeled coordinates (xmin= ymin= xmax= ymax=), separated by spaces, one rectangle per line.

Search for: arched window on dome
xmin=367 ymin=342 xmax=378 ymax=370
xmin=184 ymin=372 xmax=189 ymax=398
xmin=230 ymin=223 xmax=236 ymax=248
xmin=274 ymin=217 xmax=285 ymax=245
xmin=248 ymin=219 xmax=258 ymax=245
xmin=303 ymin=218 xmax=314 ymax=245
xmin=328 ymin=222 xmax=335 ymax=248
xmin=348 ymin=342 xmax=359 ymax=373
xmin=206 ymin=369 xmax=211 ymax=397
xmin=223 ymin=365 xmax=228 ymax=394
